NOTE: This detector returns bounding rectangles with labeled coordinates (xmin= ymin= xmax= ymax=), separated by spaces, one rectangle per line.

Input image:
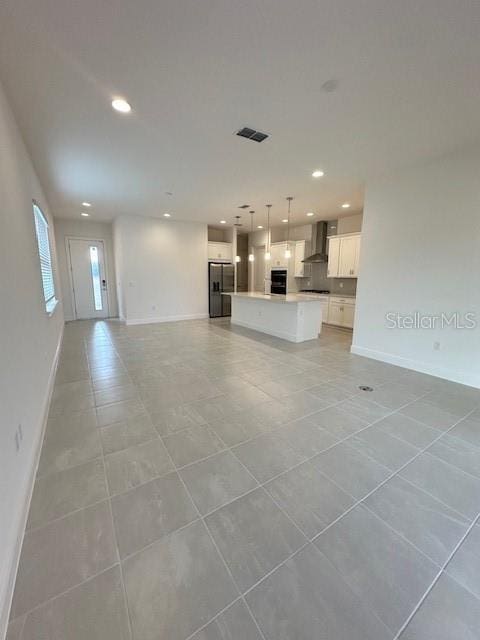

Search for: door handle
xmin=102 ymin=279 xmax=107 ymax=290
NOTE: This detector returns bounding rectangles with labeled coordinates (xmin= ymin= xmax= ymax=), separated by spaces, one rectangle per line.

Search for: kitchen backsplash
xmin=308 ymin=262 xmax=357 ymax=296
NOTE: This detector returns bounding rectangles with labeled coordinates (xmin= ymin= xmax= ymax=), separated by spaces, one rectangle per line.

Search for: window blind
xmin=33 ymin=203 xmax=56 ymax=308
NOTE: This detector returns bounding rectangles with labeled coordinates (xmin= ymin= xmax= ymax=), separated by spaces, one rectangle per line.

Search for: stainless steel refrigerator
xmin=209 ymin=262 xmax=234 ymax=317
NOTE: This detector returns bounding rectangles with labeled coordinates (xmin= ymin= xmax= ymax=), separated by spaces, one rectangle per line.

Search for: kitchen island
xmin=224 ymin=292 xmax=323 ymax=342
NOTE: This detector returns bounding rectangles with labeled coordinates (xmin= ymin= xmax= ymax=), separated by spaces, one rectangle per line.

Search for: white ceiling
xmin=1 ymin=0 xmax=480 ymax=227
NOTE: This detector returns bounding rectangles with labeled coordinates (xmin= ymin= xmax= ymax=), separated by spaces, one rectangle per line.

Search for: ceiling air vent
xmin=236 ymin=127 xmax=269 ymax=143
xmin=238 ymin=204 xmax=250 ymax=209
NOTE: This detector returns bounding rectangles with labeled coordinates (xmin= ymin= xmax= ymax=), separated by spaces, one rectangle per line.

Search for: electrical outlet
xmin=339 ymin=282 xmax=344 ymax=288
xmin=433 ymin=341 xmax=441 ymax=351
xmin=151 ymin=305 xmax=156 ymax=311
xmin=14 ymin=424 xmax=23 ymax=453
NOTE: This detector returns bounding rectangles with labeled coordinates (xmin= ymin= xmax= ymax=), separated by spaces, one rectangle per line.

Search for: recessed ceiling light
xmin=282 ymin=219 xmax=288 ymax=223
xmin=312 ymin=170 xmax=324 ymax=178
xmin=163 ymin=213 xmax=171 ymax=217
xmin=257 ymin=225 xmax=263 ymax=229
xmin=341 ymin=203 xmax=351 ymax=208
xmin=82 ymin=202 xmax=92 ymax=207
xmin=112 ymin=98 xmax=132 ymax=113
xmin=220 ymin=220 xmax=226 ymax=224
xmin=306 ymin=212 xmax=314 ymax=217
xmin=81 ymin=212 xmax=89 ymax=217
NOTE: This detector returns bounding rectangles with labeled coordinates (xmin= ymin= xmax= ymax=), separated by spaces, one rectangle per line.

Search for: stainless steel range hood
xmin=303 ymin=222 xmax=328 ymax=263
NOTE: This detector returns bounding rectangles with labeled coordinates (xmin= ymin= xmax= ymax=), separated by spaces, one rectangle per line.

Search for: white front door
xmin=68 ymin=239 xmax=109 ymax=319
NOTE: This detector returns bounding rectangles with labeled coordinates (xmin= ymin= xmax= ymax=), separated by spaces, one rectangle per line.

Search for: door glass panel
xmin=89 ymin=246 xmax=103 ymax=311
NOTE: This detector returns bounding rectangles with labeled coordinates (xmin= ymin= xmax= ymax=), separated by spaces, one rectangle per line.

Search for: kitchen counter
xmin=223 ymin=292 xmax=323 ymax=342
xmin=226 ymin=292 xmax=326 ymax=304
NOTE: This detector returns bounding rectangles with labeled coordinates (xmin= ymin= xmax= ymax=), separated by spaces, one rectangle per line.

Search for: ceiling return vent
xmin=236 ymin=127 xmax=269 ymax=143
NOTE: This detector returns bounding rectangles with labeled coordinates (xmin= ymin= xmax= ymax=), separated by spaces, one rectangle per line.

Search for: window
xmin=33 ymin=202 xmax=57 ymax=313
xmin=89 ymin=245 xmax=103 ymax=311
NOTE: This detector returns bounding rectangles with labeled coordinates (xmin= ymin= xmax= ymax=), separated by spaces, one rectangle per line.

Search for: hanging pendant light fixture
xmin=248 ymin=210 xmax=255 ymax=262
xmin=265 ymin=204 xmax=272 ymax=260
xmin=285 ymin=197 xmax=293 ymax=259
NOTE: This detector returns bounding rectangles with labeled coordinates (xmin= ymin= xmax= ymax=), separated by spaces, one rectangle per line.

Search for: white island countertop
xmin=224 ymin=292 xmax=324 ymax=304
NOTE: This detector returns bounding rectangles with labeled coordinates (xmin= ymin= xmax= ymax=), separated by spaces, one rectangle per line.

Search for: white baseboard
xmin=0 ymin=325 xmax=64 ymax=639
xmin=351 ymin=344 xmax=480 ymax=389
xmin=126 ymin=313 xmax=209 ymax=326
xmin=231 ymin=319 xmax=300 ymax=342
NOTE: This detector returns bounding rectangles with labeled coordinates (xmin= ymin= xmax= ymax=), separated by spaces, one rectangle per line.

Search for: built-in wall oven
xmin=271 ymin=269 xmax=287 ymax=295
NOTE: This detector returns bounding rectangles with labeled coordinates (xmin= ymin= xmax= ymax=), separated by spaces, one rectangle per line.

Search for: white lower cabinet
xmin=326 ymin=296 xmax=356 ymax=329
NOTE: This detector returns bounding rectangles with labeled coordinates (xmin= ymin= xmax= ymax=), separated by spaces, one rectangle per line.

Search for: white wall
xmin=113 ymin=215 xmax=208 ymax=324
xmin=54 ymin=218 xmax=118 ymax=320
xmin=0 ymin=80 xmax=64 ymax=635
xmin=353 ymin=145 xmax=480 ymax=388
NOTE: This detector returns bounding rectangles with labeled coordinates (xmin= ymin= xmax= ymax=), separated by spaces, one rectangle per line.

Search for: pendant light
xmin=285 ymin=197 xmax=293 ymax=259
xmin=264 ymin=204 xmax=272 ymax=260
xmin=248 ymin=211 xmax=255 ymax=262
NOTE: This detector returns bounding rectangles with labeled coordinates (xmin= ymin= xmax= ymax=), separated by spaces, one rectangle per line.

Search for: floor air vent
xmin=236 ymin=127 xmax=269 ymax=143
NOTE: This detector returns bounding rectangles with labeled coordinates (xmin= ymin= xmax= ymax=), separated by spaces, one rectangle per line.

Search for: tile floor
xmin=7 ymin=319 xmax=480 ymax=640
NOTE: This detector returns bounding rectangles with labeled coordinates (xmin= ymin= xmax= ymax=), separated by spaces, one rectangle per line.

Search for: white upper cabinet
xmin=270 ymin=242 xmax=294 ymax=269
xmin=294 ymin=240 xmax=311 ymax=277
xmin=327 ymin=233 xmax=361 ymax=278
xmin=327 ymin=237 xmax=341 ymax=277
xmin=208 ymin=242 xmax=232 ymax=261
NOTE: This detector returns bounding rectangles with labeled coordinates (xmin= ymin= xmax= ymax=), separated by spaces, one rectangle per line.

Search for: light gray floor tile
xmin=50 ymin=381 xmax=94 ymax=415
xmin=422 ymin=389 xmax=480 ymax=417
xmin=28 ymin=458 xmax=107 ymax=529
xmin=449 ymin=413 xmax=480 ymax=448
xmin=232 ymin=434 xmax=306 ymax=483
xmin=313 ymin=441 xmax=391 ymax=499
xmin=37 ymin=412 xmax=102 ymax=477
xmin=187 ymin=395 xmax=243 ymax=423
xmin=306 ymin=382 xmax=355 ymax=404
xmin=400 ymin=400 xmax=460 ymax=431
xmin=265 ymin=460 xmax=355 ymax=538
xmin=308 ymin=405 xmax=369 ymax=438
xmin=280 ymin=389 xmax=331 ymax=421
xmin=365 ymin=476 xmax=469 ymax=565
xmin=180 ymin=450 xmax=258 ymax=515
xmin=11 ymin=501 xmax=117 ymax=618
xmin=96 ymin=397 xmax=146 ymax=427
xmin=105 ymin=438 xmax=173 ymax=495
xmin=276 ymin=418 xmax=339 ymax=457
xmin=446 ymin=523 xmax=480 ymax=599
xmin=162 ymin=425 xmax=225 ymax=467
xmin=357 ymin=383 xmax=420 ymax=410
xmin=428 ymin=433 xmax=480 ymax=478
xmin=399 ymin=573 xmax=480 ymax=640
xmin=315 ymin=504 xmax=438 ymax=633
xmin=5 ymin=618 xmax=24 ymax=640
xmin=208 ymin=414 xmax=272 ymax=447
xmin=246 ymin=544 xmax=392 ymax=640
xmin=376 ymin=413 xmax=442 ymax=448
xmin=189 ymin=599 xmax=263 ymax=640
xmin=94 ymin=383 xmax=140 ymax=407
xmin=226 ymin=385 xmax=272 ymax=409
xmin=123 ymin=520 xmax=237 ymax=640
xmin=206 ymin=488 xmax=306 ymax=592
xmin=20 ymin=566 xmax=130 ymax=640
xmin=100 ymin=413 xmax=157 ymax=454
xmin=348 ymin=425 xmax=419 ymax=471
xmin=150 ymin=403 xmax=207 ymax=435
xmin=92 ymin=372 xmax=133 ymax=392
xmin=335 ymin=395 xmax=392 ymax=424
xmin=400 ymin=453 xmax=480 ymax=519
xmin=111 ymin=472 xmax=197 ymax=557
